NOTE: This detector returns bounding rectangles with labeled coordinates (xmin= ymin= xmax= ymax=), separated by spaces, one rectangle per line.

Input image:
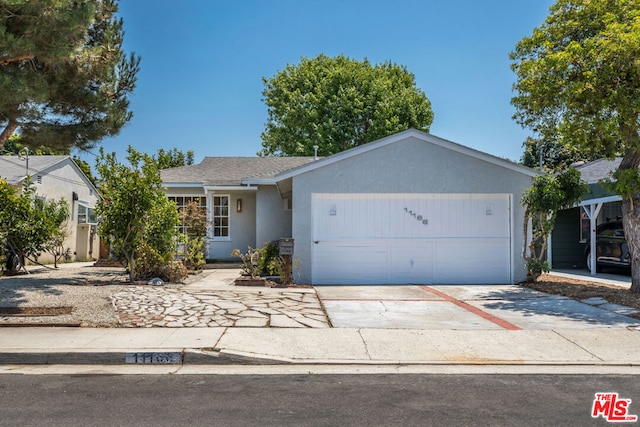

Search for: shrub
xmin=156 ymin=260 xmax=189 ymax=283
xmin=183 ymin=236 xmax=205 ymax=270
xmin=231 ymin=247 xmax=261 ymax=277
xmin=134 ymin=243 xmax=188 ymax=283
xmin=257 ymin=241 xmax=280 ymax=275
xmin=179 ymin=201 xmax=208 ymax=271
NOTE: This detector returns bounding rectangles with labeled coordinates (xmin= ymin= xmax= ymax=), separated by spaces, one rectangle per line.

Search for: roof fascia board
xmin=2 ymin=156 xmax=102 ymax=198
xmin=423 ymin=134 xmax=538 ymax=177
xmin=242 ymin=178 xmax=277 ymax=185
xmin=40 ymin=157 xmax=102 ymax=199
xmin=245 ymin=129 xmax=537 ymax=184
xmin=163 ymin=182 xmax=205 ymax=188
xmin=203 ymin=185 xmax=258 ymax=191
xmin=0 ymin=157 xmax=25 ymax=184
xmin=0 ymin=156 xmax=70 ymax=184
xmin=67 ymin=157 xmax=101 ymax=199
xmin=34 ymin=156 xmax=71 ymax=175
xmin=0 ymin=155 xmax=69 ymax=176
xmin=578 ymin=195 xmax=621 ymax=206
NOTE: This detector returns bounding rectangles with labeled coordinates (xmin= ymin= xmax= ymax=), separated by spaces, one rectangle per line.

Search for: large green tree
xmin=260 ymin=54 xmax=433 ymax=157
xmin=511 ymin=0 xmax=640 ymax=292
xmin=0 ymin=0 xmax=139 ymax=151
xmin=520 ymin=136 xmax=603 ymax=172
xmin=96 ymin=146 xmax=179 ymax=282
xmin=154 ymin=148 xmax=195 ymax=169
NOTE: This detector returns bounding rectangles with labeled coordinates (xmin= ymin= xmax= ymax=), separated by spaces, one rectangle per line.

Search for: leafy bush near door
xmin=232 ymin=241 xmax=283 ymax=277
xmin=257 ymin=241 xmax=280 ymax=276
xmin=179 ymin=201 xmax=208 ymax=271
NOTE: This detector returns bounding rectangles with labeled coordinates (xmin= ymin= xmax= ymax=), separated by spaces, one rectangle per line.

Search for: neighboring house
xmin=161 ymin=129 xmax=537 ymax=285
xmin=0 ymin=155 xmax=101 ymax=263
xmin=551 ymin=158 xmax=623 ymax=271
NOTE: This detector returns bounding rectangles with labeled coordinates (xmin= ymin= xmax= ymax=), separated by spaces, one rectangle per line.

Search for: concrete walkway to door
xmin=315 ymin=284 xmax=640 ymax=330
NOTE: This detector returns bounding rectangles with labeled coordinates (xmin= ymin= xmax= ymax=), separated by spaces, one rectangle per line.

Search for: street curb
xmin=3 ymin=349 xmax=640 ymax=367
xmin=0 ymin=350 xmax=300 ymax=366
xmin=0 ymin=352 xmax=130 ymax=365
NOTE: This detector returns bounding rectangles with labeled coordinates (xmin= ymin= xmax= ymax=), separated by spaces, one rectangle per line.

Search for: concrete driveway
xmin=315 ymin=284 xmax=640 ymax=330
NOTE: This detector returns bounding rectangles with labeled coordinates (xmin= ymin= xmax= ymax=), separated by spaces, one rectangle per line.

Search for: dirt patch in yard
xmin=522 ymin=274 xmax=640 ymax=320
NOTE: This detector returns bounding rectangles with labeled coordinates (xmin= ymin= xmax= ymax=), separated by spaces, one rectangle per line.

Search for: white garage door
xmin=311 ymin=193 xmax=512 ymax=285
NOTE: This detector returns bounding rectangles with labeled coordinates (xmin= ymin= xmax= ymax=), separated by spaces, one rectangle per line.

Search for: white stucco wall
xmin=291 ymin=136 xmax=533 ymax=284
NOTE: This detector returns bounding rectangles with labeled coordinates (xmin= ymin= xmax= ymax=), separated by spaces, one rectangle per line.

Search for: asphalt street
xmin=1 ymin=374 xmax=638 ymax=426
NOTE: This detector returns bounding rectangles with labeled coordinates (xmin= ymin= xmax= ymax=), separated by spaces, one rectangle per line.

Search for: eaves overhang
xmin=163 ymin=182 xmax=205 ymax=188
xmin=203 ymin=185 xmax=258 ymax=191
xmin=244 ymin=129 xmax=537 ymax=184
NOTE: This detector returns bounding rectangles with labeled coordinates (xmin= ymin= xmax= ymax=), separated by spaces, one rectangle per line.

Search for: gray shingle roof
xmin=160 ymin=156 xmax=317 ymax=186
xmin=0 ymin=155 xmax=69 ymax=183
xmin=574 ymin=158 xmax=622 ymax=183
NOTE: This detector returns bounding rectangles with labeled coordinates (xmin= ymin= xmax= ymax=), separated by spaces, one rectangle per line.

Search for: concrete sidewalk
xmin=1 ymin=326 xmax=640 ymax=367
xmin=549 ymin=269 xmax=631 ymax=288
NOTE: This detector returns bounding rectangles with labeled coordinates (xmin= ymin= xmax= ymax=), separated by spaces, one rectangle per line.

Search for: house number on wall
xmin=404 ymin=207 xmax=428 ymax=225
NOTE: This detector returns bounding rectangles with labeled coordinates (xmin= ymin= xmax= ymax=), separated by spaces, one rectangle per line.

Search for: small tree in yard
xmin=0 ymin=179 xmax=69 ymax=272
xmin=522 ymin=169 xmax=586 ymax=280
xmin=96 ymin=147 xmax=181 ymax=282
xmin=42 ymin=203 xmax=71 ymax=268
xmin=179 ymin=201 xmax=208 ymax=270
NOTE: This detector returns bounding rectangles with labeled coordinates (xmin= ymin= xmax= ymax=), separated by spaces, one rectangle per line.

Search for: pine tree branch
xmin=0 ymin=119 xmax=20 ymax=150
xmin=0 ymin=54 xmax=35 ymax=66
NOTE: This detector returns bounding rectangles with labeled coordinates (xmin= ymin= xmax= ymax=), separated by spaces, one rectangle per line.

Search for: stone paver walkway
xmin=110 ymin=286 xmax=330 ymax=328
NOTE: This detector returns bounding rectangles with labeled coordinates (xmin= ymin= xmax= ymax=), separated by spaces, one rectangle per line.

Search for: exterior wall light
xmin=236 ymin=198 xmax=242 ymax=213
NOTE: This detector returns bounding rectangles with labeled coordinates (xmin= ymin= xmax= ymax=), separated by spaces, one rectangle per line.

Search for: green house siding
xmin=551 ymin=207 xmax=586 ymax=268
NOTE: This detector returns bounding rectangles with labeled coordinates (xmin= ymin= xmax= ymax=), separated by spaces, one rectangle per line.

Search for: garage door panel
xmin=313 ymin=241 xmax=389 ymax=285
xmin=311 ymin=194 xmax=512 ymax=285
xmin=390 ymin=240 xmax=434 ymax=284
xmin=434 ymin=239 xmax=511 ymax=284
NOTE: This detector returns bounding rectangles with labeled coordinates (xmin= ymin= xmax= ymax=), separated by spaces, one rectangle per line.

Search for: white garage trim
xmin=311 ymin=193 xmax=513 ymax=285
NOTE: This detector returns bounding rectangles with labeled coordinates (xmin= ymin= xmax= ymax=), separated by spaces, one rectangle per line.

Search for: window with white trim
xmin=78 ymin=204 xmax=97 ymax=225
xmin=167 ymin=196 xmax=207 ymax=235
xmin=212 ymin=196 xmax=229 ymax=238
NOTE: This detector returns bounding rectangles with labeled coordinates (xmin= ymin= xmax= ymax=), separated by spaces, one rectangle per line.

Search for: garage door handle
xmin=314 ymin=241 xmax=319 ymax=244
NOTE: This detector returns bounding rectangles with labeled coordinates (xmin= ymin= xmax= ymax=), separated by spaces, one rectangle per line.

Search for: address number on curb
xmin=125 ymin=352 xmax=182 ymax=364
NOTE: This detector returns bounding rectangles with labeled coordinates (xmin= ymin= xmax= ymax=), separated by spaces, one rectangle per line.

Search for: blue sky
xmin=77 ymin=0 xmax=556 ymax=166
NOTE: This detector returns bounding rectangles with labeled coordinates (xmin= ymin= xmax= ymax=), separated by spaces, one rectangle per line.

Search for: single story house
xmin=551 ymin=158 xmax=624 ymax=273
xmin=161 ymin=129 xmax=537 ymax=285
xmin=0 ymin=155 xmax=101 ymax=263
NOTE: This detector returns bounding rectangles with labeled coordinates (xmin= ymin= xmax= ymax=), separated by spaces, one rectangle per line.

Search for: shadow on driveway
xmin=317 ymin=285 xmax=640 ymax=330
